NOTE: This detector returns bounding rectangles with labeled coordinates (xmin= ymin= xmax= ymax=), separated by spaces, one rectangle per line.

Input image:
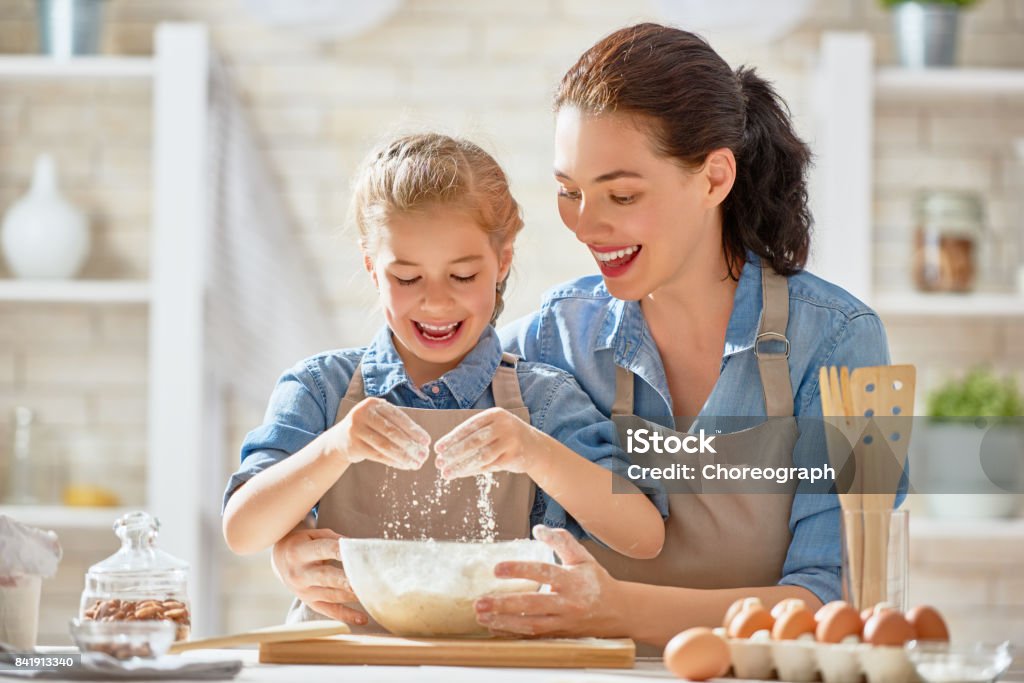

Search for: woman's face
xmin=554 ymin=108 xmax=724 ymax=301
xmin=366 ymin=209 xmax=510 ymax=383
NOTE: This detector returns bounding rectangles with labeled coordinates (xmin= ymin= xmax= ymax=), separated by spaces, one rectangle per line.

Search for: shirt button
xmin=431 ymin=386 xmax=440 ymax=394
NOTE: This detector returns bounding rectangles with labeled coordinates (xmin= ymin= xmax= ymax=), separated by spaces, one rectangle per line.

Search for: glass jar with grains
xmin=78 ymin=511 xmax=190 ymax=641
xmin=913 ymin=190 xmax=984 ymax=293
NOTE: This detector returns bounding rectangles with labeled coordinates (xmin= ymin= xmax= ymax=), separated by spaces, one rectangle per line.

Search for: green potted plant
xmin=881 ymin=0 xmax=980 ymax=68
xmin=922 ymin=368 xmax=1024 ymax=518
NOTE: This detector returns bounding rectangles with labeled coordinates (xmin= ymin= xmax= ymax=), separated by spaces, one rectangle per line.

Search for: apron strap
xmin=335 ymin=362 xmax=368 ymax=424
xmin=491 ymin=352 xmax=527 ymax=411
xmin=755 ymin=263 xmax=794 ymax=418
xmin=611 ymin=364 xmax=635 ymax=418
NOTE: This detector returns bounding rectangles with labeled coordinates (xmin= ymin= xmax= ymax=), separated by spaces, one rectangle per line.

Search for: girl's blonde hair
xmin=350 ymin=133 xmax=524 ymax=323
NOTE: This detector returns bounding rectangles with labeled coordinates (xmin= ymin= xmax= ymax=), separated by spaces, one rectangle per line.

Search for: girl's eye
xmin=394 ymin=276 xmax=421 ymax=286
xmin=452 ymin=274 xmax=477 ymax=283
xmin=612 ymin=194 xmax=637 ymax=205
xmin=557 ymin=187 xmax=581 ymax=201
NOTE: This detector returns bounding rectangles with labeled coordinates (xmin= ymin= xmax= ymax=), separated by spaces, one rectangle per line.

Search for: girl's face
xmin=553 ymin=108 xmax=731 ymax=301
xmin=366 ymin=209 xmax=511 ymax=384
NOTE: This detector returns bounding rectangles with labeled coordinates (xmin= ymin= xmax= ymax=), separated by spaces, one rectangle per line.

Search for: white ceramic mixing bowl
xmin=339 ymin=538 xmax=554 ymax=637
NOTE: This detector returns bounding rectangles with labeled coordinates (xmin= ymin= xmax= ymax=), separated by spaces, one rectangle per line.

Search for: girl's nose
xmin=421 ymin=281 xmax=455 ymax=311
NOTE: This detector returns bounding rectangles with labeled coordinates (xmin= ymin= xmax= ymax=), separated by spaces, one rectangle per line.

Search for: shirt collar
xmin=597 ymin=251 xmax=765 ymax=361
xmin=360 ymin=325 xmax=503 ymax=409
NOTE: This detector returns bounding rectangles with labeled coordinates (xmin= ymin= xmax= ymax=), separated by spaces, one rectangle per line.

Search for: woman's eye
xmin=611 ymin=194 xmax=636 ymax=205
xmin=452 ymin=274 xmax=477 ymax=283
xmin=394 ymin=276 xmax=421 ymax=286
xmin=557 ymin=187 xmax=581 ymax=201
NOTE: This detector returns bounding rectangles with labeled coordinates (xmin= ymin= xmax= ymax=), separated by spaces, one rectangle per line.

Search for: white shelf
xmin=0 ymin=505 xmax=135 ymax=530
xmin=0 ymin=55 xmax=154 ymax=79
xmin=0 ymin=279 xmax=150 ymax=303
xmin=876 ymin=67 xmax=1024 ymax=99
xmin=910 ymin=515 xmax=1024 ymax=539
xmin=874 ymin=292 xmax=1024 ymax=317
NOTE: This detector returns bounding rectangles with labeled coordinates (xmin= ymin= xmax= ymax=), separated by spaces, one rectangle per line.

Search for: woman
xmin=270 ymin=23 xmax=890 ymax=646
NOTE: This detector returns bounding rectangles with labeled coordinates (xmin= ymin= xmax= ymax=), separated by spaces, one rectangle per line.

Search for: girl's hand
xmin=334 ymin=397 xmax=430 ymax=469
xmin=433 ymin=407 xmax=540 ymax=479
xmin=271 ymin=526 xmax=368 ymax=626
xmin=473 ymin=525 xmax=624 ymax=638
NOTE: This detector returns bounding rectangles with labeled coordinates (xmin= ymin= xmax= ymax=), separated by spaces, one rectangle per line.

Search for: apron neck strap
xmin=610 ymin=259 xmax=794 ymax=418
xmin=336 ymin=351 xmax=527 ymax=423
xmin=491 ymin=352 xmax=527 ymax=411
xmin=755 ymin=262 xmax=794 ymax=417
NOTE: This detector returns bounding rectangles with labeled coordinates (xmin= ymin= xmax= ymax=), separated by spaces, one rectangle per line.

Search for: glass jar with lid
xmin=78 ymin=511 xmax=190 ymax=641
xmin=913 ymin=190 xmax=984 ymax=293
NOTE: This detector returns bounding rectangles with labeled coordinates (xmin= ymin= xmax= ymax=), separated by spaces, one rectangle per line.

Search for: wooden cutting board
xmin=259 ymin=633 xmax=636 ymax=669
xmin=168 ymin=620 xmax=350 ymax=654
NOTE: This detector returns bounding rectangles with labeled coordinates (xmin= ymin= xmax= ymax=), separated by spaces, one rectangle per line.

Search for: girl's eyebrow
xmin=554 ymin=168 xmax=644 ymax=183
xmin=392 ymin=255 xmax=484 ymax=267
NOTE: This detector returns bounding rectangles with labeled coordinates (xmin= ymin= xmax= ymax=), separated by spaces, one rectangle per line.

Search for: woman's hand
xmin=434 ymin=407 xmax=540 ymax=479
xmin=473 ymin=525 xmax=625 ymax=638
xmin=271 ymin=526 xmax=368 ymax=625
xmin=333 ymin=397 xmax=430 ymax=470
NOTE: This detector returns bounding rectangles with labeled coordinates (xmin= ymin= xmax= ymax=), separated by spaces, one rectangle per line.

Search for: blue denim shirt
xmin=224 ymin=325 xmax=668 ymax=539
xmin=500 ymin=256 xmax=892 ymax=603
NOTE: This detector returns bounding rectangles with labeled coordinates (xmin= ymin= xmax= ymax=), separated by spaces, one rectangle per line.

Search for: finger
xmin=371 ymin=401 xmax=431 ymax=450
xmin=301 ymin=585 xmax=357 ymax=605
xmin=305 ymin=565 xmax=354 ymax=593
xmin=533 ymin=524 xmax=594 ymax=566
xmin=441 ymin=444 xmax=505 ymax=480
xmin=294 ymin=536 xmax=342 ymax=564
xmin=493 ymin=560 xmax=568 ymax=588
xmin=476 ymin=592 xmax=569 ymax=618
xmin=435 ymin=425 xmax=496 ymax=464
xmin=355 ymin=431 xmax=419 ymax=469
xmin=435 ymin=411 xmax=498 ymax=453
xmin=308 ymin=601 xmax=368 ymax=626
xmin=477 ymin=614 xmax=566 ymax=637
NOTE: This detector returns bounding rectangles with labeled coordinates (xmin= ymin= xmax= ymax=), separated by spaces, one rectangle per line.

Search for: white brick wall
xmin=1 ymin=0 xmax=1023 ymax=640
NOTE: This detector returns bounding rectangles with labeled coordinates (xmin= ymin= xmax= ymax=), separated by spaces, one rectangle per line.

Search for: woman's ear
xmin=363 ymin=254 xmax=379 ymax=289
xmin=703 ymin=147 xmax=736 ymax=208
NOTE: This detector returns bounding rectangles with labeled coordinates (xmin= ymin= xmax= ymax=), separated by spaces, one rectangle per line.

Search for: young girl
xmin=221 ymin=133 xmax=666 ymax=622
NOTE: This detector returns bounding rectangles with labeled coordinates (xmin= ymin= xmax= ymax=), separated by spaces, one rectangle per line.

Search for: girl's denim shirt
xmin=224 ymin=325 xmax=669 ymax=539
xmin=500 ymin=256 xmax=895 ymax=604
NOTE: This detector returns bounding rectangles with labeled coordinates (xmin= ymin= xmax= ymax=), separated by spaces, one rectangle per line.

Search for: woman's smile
xmin=590 ymin=244 xmax=642 ymax=277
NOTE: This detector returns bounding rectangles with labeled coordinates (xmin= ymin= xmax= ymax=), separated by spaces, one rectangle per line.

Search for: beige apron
xmin=287 ymin=351 xmax=536 ymax=626
xmin=584 ymin=264 xmax=799 ymax=596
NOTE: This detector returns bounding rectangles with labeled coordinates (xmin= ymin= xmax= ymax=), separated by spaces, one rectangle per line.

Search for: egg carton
xmin=727 ymin=637 xmax=914 ymax=683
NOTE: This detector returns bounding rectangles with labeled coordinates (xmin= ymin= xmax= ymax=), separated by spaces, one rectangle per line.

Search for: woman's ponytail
xmin=727 ymin=67 xmax=812 ymax=276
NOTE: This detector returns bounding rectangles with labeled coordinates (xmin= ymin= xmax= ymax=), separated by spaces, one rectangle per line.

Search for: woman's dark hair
xmin=555 ymin=23 xmax=812 ymax=278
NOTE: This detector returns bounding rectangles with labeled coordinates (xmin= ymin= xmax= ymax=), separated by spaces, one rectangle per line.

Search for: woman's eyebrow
xmin=554 ymin=168 xmax=644 ymax=183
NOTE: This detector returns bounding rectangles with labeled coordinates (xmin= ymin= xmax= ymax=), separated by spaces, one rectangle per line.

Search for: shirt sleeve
xmin=221 ymin=359 xmax=331 ymax=514
xmin=780 ymin=312 xmax=898 ymax=603
xmin=527 ymin=371 xmax=670 ymax=540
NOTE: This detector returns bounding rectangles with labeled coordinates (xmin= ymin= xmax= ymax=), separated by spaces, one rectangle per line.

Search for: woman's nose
xmin=571 ymin=199 xmax=607 ymax=242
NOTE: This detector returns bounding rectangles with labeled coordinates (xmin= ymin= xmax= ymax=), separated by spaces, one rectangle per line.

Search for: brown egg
xmin=815 ymin=601 xmax=862 ymax=643
xmin=664 ymin=627 xmax=731 ymax=681
xmin=772 ymin=607 xmax=816 ymax=640
xmin=728 ymin=605 xmax=774 ymax=639
xmin=906 ymin=605 xmax=950 ymax=642
xmin=770 ymin=598 xmax=807 ymax=620
xmin=723 ymin=597 xmax=762 ymax=629
xmin=860 ymin=602 xmax=895 ymax=625
xmin=863 ymin=611 xmax=916 ymax=646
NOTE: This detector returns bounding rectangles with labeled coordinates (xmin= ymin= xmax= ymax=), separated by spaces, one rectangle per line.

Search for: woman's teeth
xmin=593 ymin=245 xmax=640 ymax=264
xmin=416 ymin=321 xmax=460 ymax=340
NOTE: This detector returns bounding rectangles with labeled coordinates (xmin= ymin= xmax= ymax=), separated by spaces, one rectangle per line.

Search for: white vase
xmin=1 ymin=153 xmax=90 ymax=279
